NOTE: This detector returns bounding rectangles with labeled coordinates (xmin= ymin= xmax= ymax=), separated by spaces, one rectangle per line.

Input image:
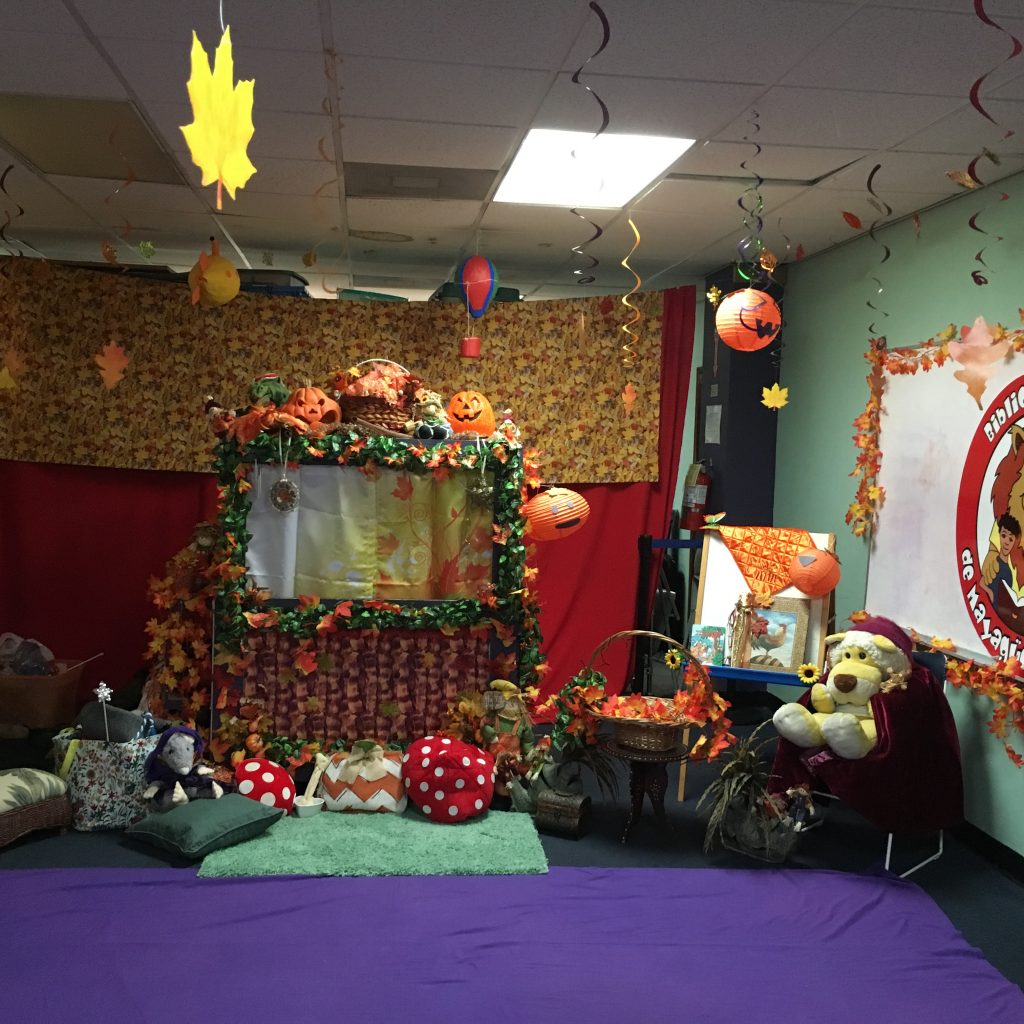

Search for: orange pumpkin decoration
xmin=523 ymin=487 xmax=590 ymax=541
xmin=280 ymin=385 xmax=341 ymax=426
xmin=789 ymin=547 xmax=841 ymax=597
xmin=447 ymin=389 xmax=496 ymax=435
xmin=715 ymin=288 xmax=781 ymax=352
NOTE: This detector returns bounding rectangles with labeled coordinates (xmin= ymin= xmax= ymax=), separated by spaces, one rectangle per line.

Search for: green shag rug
xmin=198 ymin=809 xmax=548 ymax=878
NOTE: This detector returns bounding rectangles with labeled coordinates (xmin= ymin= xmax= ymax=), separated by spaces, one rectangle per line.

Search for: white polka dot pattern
xmin=401 ymin=737 xmax=495 ymax=824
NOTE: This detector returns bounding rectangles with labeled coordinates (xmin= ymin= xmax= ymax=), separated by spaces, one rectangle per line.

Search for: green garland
xmin=211 ymin=426 xmax=545 ymax=686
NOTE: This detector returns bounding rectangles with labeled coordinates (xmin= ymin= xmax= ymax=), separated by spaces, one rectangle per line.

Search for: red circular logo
xmin=955 ymin=375 xmax=1024 ymax=660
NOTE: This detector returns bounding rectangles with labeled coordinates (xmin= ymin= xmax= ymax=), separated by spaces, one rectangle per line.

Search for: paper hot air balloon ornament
xmin=523 ymin=487 xmax=590 ymax=541
xmin=189 ymin=237 xmax=240 ymax=307
xmin=457 ymin=256 xmax=499 ymax=318
xmin=715 ymin=288 xmax=781 ymax=353
xmin=789 ymin=547 xmax=841 ymax=598
xmin=179 ymin=26 xmax=257 ymax=210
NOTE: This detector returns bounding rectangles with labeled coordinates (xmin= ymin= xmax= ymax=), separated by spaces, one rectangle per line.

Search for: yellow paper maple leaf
xmin=761 ymin=382 xmax=788 ymax=409
xmin=180 ymin=27 xmax=257 ymax=210
xmin=0 ymin=366 xmax=16 ymax=391
xmin=95 ymin=342 xmax=130 ymax=389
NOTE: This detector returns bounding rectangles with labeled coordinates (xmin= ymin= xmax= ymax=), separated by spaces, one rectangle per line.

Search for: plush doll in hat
xmin=773 ymin=617 xmax=913 ymax=759
xmin=143 ymin=725 xmax=223 ymax=811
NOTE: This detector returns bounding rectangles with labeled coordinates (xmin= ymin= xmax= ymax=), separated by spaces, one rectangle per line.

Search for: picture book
xmin=689 ymin=624 xmax=726 ymax=666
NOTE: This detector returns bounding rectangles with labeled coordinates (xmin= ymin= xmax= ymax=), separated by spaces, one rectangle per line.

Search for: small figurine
xmin=404 ymin=388 xmax=453 ymax=440
xmin=143 ymin=725 xmax=223 ymax=811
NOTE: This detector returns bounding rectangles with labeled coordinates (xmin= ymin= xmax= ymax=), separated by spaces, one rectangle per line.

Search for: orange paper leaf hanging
xmin=94 ymin=341 xmax=130 ymax=389
xmin=179 ymin=27 xmax=257 ymax=210
xmin=842 ymin=211 xmax=862 ymax=230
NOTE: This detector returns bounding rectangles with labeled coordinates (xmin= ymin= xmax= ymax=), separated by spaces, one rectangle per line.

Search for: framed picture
xmin=737 ymin=597 xmax=810 ymax=673
xmin=695 ymin=529 xmax=834 ymax=672
xmin=689 ymin=624 xmax=727 ymax=666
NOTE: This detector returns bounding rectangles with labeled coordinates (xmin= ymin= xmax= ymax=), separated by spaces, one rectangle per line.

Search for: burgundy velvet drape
xmin=0 ymin=284 xmax=695 ymax=705
xmin=533 ymin=284 xmax=696 ymax=701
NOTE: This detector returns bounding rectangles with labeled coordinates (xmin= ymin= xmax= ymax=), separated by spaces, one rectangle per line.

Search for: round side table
xmin=600 ymin=739 xmax=689 ymax=843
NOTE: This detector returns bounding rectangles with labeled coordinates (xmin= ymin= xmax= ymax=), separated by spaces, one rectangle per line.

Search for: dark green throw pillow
xmin=125 ymin=794 xmax=283 ymax=860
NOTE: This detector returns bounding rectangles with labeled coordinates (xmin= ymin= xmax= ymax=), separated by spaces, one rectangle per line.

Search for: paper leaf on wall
xmin=3 ymin=348 xmax=25 ymax=378
xmin=95 ymin=342 xmax=130 ymax=389
xmin=179 ymin=27 xmax=257 ymax=210
xmin=0 ymin=366 xmax=16 ymax=391
xmin=948 ymin=315 xmax=1009 ymax=407
xmin=761 ymin=382 xmax=788 ymax=409
xmin=621 ymin=382 xmax=637 ymax=414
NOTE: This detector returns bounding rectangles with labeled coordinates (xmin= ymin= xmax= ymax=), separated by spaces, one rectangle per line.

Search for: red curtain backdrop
xmin=0 ymin=461 xmax=217 ymax=699
xmin=0 ymin=284 xmax=694 ymax=708
xmin=533 ymin=284 xmax=696 ymax=701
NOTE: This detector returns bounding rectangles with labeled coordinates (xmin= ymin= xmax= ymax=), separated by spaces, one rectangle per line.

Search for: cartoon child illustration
xmin=981 ymin=512 xmax=1021 ymax=603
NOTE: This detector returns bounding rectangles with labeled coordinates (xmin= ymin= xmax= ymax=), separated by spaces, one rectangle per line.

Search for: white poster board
xmin=866 ymin=351 xmax=1024 ymax=662
xmin=694 ymin=529 xmax=834 ymax=669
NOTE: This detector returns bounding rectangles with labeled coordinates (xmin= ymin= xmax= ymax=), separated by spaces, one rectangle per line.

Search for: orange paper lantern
xmin=523 ymin=487 xmax=590 ymax=541
xmin=789 ymin=547 xmax=841 ymax=597
xmin=715 ymin=288 xmax=781 ymax=352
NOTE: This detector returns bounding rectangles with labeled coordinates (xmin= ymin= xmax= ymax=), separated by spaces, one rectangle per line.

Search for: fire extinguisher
xmin=681 ymin=462 xmax=711 ymax=531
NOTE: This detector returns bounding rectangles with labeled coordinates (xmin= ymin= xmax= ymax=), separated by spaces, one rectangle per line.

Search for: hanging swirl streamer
xmin=103 ymin=129 xmax=137 ymax=246
xmin=619 ymin=217 xmax=642 ymax=368
xmin=736 ymin=110 xmax=764 ymax=281
xmin=865 ymin=163 xmax=892 ymax=339
xmin=0 ymin=164 xmax=25 ymax=260
xmin=965 ymin=0 xmax=1022 ymax=285
xmin=568 ymin=1 xmax=611 ymax=285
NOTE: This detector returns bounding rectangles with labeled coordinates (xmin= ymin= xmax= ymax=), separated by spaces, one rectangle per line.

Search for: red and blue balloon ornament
xmin=457 ymin=255 xmax=499 ymax=318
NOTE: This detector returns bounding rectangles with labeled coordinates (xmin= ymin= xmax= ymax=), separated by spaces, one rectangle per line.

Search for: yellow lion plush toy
xmin=772 ymin=617 xmax=911 ymax=759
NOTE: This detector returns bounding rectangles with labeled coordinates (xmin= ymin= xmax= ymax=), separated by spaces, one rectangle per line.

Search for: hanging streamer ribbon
xmin=0 ymin=164 xmax=25 ymax=260
xmin=619 ymin=216 xmax=642 ymax=368
xmin=103 ymin=129 xmax=137 ymax=244
xmin=568 ymin=1 xmax=611 ymax=285
xmin=865 ymin=163 xmax=892 ymax=339
xmin=736 ymin=110 xmax=765 ymax=281
xmin=964 ymin=0 xmax=1022 ymax=285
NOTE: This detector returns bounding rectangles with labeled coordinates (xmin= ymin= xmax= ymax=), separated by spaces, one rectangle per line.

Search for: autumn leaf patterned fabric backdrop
xmin=0 ymin=258 xmax=664 ymax=483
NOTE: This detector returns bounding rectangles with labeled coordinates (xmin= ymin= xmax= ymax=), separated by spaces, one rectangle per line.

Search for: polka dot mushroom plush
xmin=233 ymin=758 xmax=295 ymax=814
xmin=402 ymin=737 xmax=495 ymax=823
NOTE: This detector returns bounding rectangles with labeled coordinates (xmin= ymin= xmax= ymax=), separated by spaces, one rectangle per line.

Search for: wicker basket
xmin=339 ymin=359 xmax=414 ymax=432
xmin=583 ymin=630 xmax=713 ymax=754
xmin=0 ymin=795 xmax=72 ymax=848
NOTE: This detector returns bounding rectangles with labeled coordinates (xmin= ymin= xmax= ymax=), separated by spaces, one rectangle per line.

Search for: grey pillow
xmin=74 ymin=703 xmax=168 ymax=742
xmin=125 ymin=794 xmax=283 ymax=861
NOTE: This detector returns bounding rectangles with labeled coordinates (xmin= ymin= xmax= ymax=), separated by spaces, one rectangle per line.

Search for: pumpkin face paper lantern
xmin=188 ymin=237 xmax=240 ymax=307
xmin=523 ymin=487 xmax=590 ymax=541
xmin=715 ymin=288 xmax=781 ymax=353
xmin=457 ymin=255 xmax=499 ymax=318
xmin=280 ymin=384 xmax=341 ymax=427
xmin=447 ymin=389 xmax=496 ymax=436
xmin=789 ymin=547 xmax=841 ymax=598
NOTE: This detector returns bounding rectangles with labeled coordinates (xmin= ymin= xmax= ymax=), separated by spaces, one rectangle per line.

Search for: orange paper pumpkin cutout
xmin=789 ymin=547 xmax=841 ymax=597
xmin=715 ymin=289 xmax=781 ymax=353
xmin=715 ymin=525 xmax=813 ymax=600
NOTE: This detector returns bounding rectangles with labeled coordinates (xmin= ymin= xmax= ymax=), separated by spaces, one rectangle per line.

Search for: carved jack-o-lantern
xmin=447 ymin=389 xmax=496 ymax=435
xmin=789 ymin=547 xmax=841 ymax=597
xmin=280 ymin=385 xmax=341 ymax=426
xmin=715 ymin=288 xmax=781 ymax=352
xmin=523 ymin=487 xmax=590 ymax=541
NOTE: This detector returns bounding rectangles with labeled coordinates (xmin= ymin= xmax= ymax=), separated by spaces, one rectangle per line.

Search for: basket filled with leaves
xmin=332 ymin=359 xmax=421 ymax=431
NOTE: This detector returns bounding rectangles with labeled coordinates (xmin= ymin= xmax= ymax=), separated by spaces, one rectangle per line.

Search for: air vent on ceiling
xmin=345 ymin=162 xmax=497 ymax=201
xmin=0 ymin=95 xmax=184 ymax=183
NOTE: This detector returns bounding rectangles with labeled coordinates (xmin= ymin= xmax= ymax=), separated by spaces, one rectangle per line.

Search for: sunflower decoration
xmin=664 ymin=649 xmax=682 ymax=671
xmin=796 ymin=663 xmax=821 ymax=686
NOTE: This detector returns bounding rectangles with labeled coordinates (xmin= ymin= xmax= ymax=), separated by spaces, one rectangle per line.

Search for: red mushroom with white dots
xmin=402 ymin=737 xmax=495 ymax=823
xmin=233 ymin=758 xmax=295 ymax=813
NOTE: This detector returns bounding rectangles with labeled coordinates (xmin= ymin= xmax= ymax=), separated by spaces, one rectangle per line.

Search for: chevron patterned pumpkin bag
xmin=318 ymin=743 xmax=407 ymax=814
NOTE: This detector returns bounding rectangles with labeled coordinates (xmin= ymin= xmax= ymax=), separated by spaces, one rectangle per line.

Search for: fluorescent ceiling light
xmin=494 ymin=128 xmax=694 ymax=208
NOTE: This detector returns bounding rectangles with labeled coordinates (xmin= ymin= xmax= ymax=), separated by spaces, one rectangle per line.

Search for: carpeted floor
xmin=198 ymin=805 xmax=548 ymax=877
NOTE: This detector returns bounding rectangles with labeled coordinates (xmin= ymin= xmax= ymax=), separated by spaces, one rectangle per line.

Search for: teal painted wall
xmin=775 ymin=174 xmax=1024 ymax=854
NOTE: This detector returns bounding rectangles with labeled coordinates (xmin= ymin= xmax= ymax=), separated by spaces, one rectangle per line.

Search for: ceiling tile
xmin=715 ymin=87 xmax=963 ymax=149
xmin=47 ymin=176 xmax=210 ymax=213
xmin=337 ymin=57 xmax=551 ymax=126
xmin=781 ymin=7 xmax=1024 ymax=96
xmin=78 ymin=0 xmax=324 ymax=52
xmin=0 ymin=32 xmax=126 ymax=97
xmin=0 ymin=2 xmax=81 ymax=33
xmin=243 ymin=156 xmax=339 ymax=197
xmin=332 ymin=0 xmax=579 ymax=70
xmin=347 ymin=198 xmax=483 ymax=233
xmin=816 ymin=150 xmax=1024 ymax=193
xmin=894 ymin=98 xmax=1024 ymax=153
xmin=672 ymin=141 xmax=871 ymax=181
xmin=534 ymin=75 xmax=762 ymax=140
xmin=636 ymin=178 xmax=807 ymax=216
xmin=340 ymin=117 xmax=519 ymax=170
xmin=561 ymin=0 xmax=857 ymax=82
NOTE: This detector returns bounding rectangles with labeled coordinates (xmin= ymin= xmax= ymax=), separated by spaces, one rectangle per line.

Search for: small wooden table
xmin=601 ymin=739 xmax=689 ymax=843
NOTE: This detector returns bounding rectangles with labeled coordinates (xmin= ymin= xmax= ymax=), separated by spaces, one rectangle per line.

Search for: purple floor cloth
xmin=3 ymin=866 xmax=1020 ymax=1024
